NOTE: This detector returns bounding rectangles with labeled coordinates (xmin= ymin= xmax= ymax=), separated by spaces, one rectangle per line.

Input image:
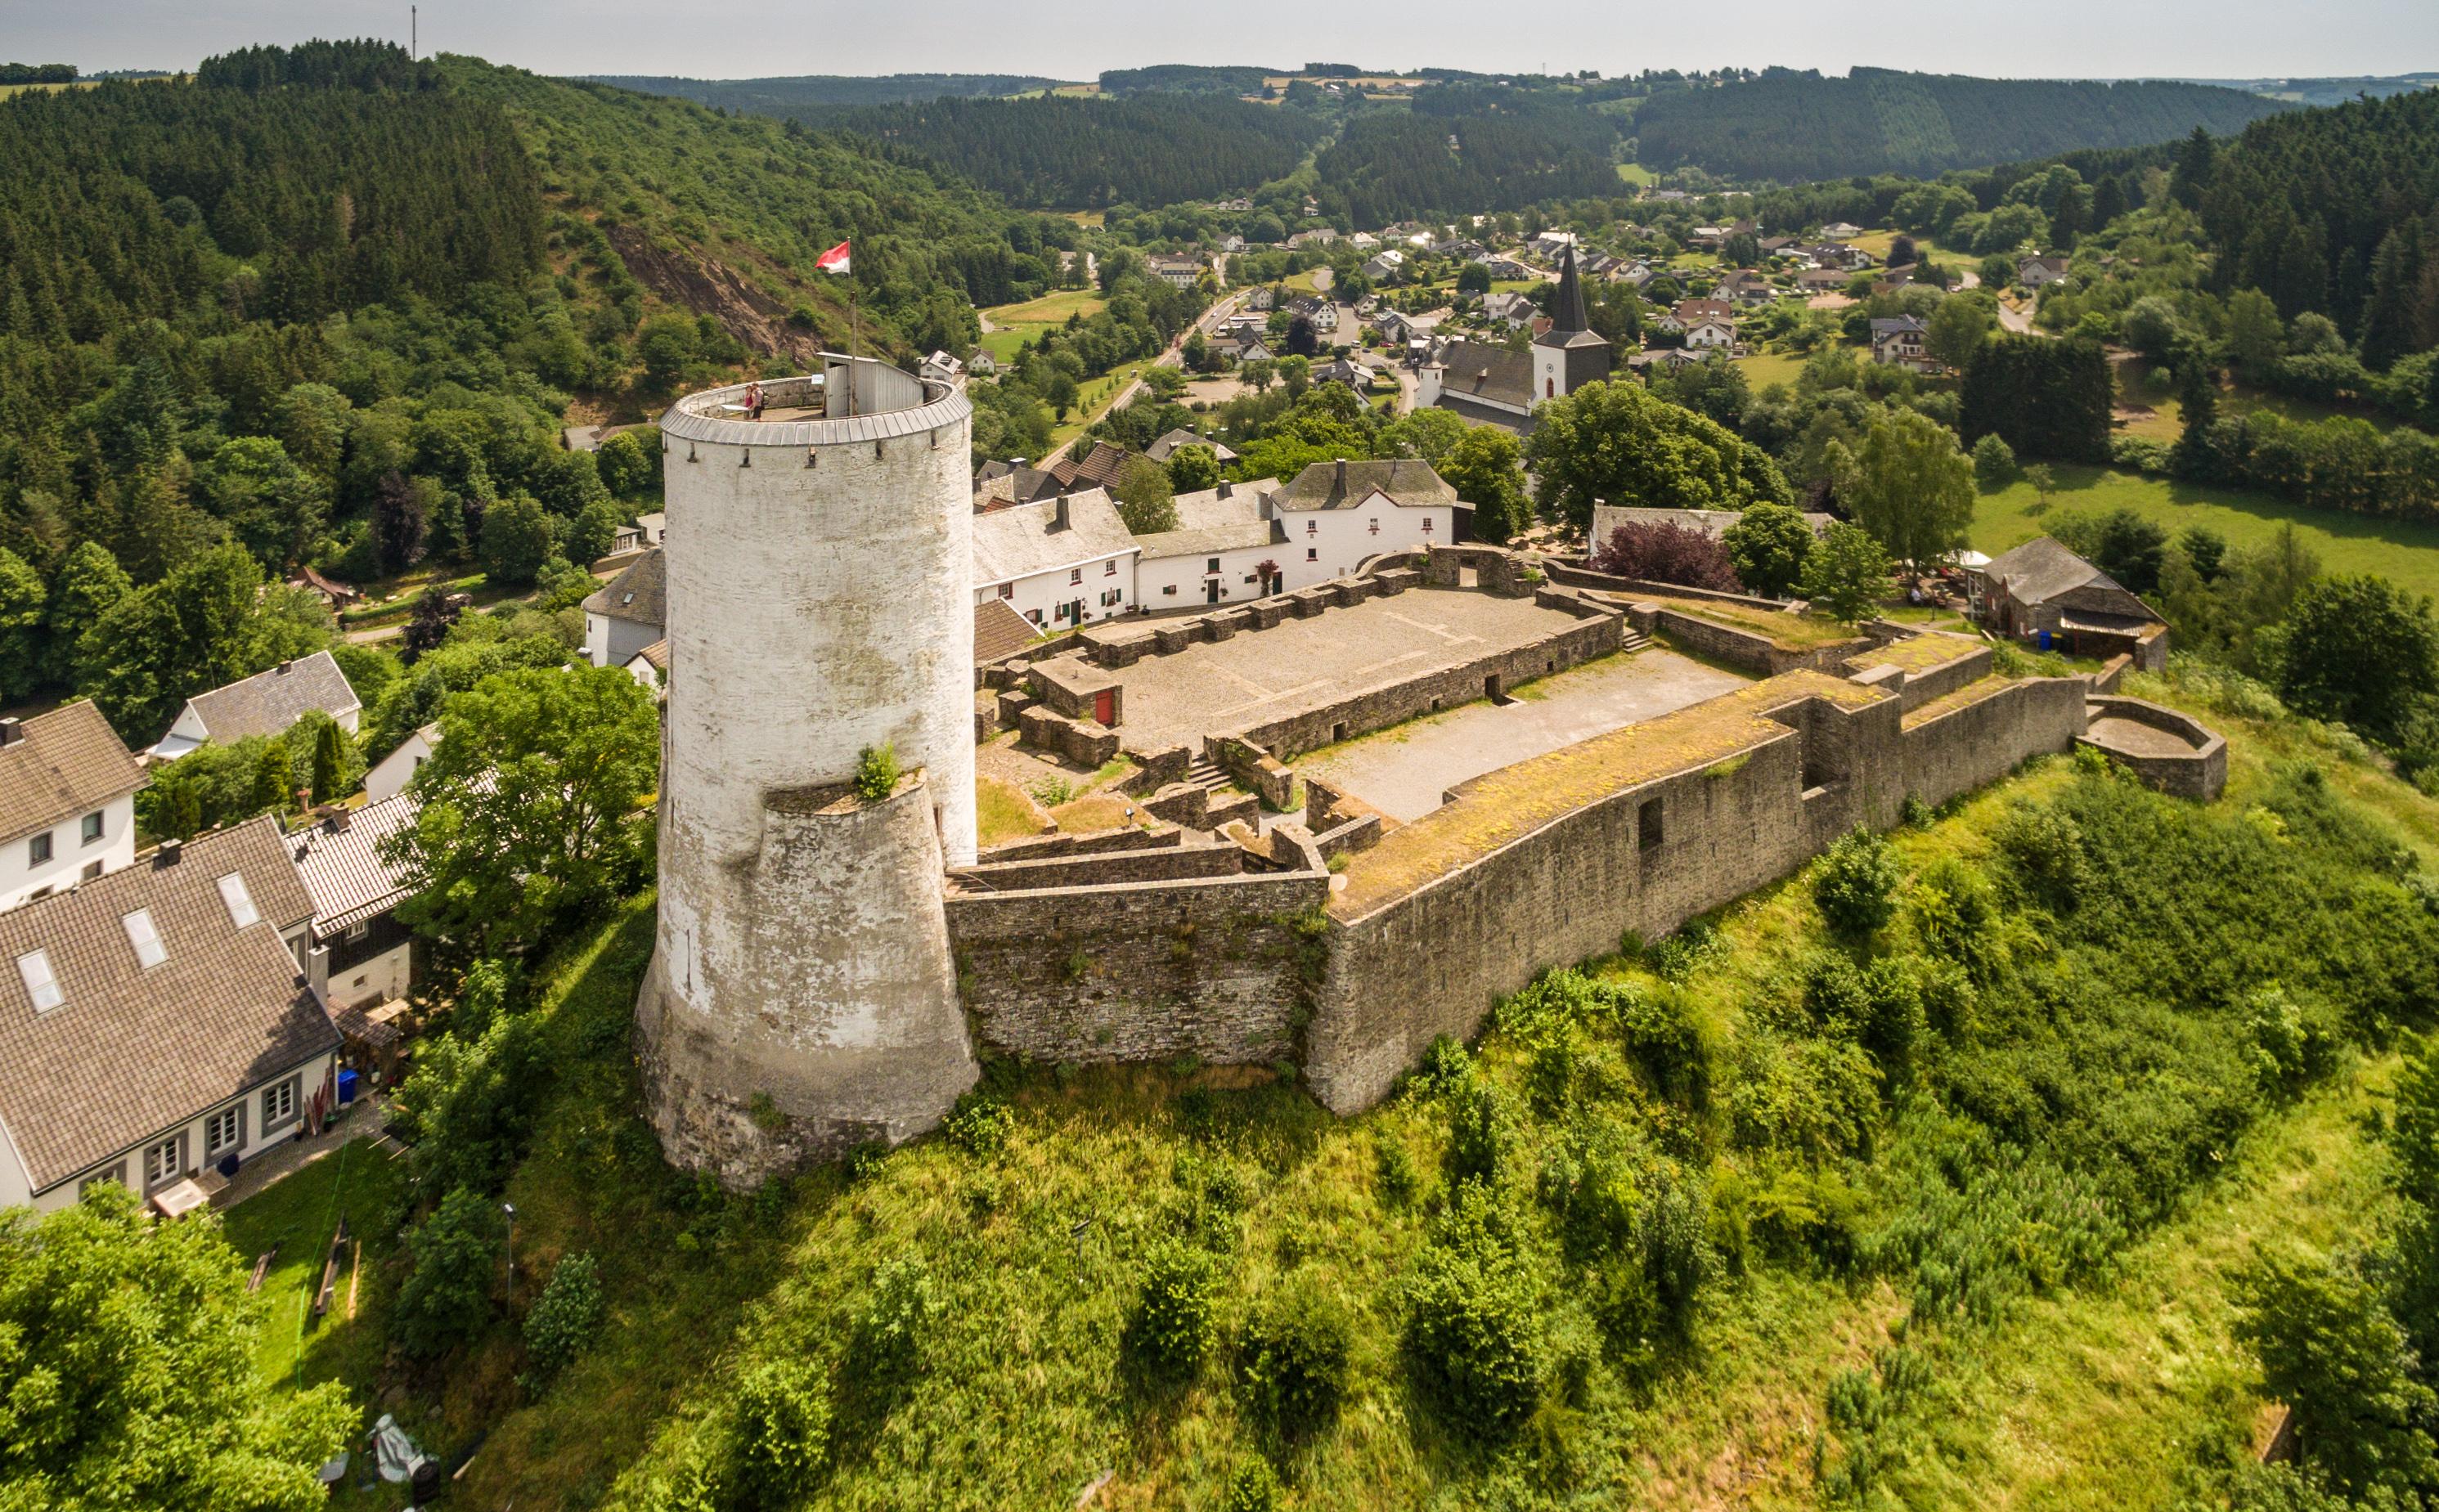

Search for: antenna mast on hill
xmin=411 ymin=7 xmax=418 ymax=60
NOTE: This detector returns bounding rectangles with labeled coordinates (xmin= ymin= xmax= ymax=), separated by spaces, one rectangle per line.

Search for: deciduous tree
xmin=1830 ymin=409 xmax=1975 ymax=581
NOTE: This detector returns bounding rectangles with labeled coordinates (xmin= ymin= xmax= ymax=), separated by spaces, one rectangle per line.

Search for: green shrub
xmin=1401 ymin=1182 xmax=1546 ymax=1440
xmin=1223 ymin=1459 xmax=1278 ymax=1512
xmin=1970 ymin=431 xmax=2016 ymax=486
xmin=1444 ymin=1073 xmax=1513 ymax=1188
xmin=1995 ymin=802 xmax=2091 ymax=911
xmin=1375 ymin=1137 xmax=1421 ymax=1207
xmin=1126 ymin=1240 xmax=1220 ymax=1380
xmin=732 ymin=1356 xmax=832 ymax=1502
xmin=851 ymin=1256 xmax=936 ymax=1391
xmin=1235 ymin=1280 xmax=1354 ymax=1445
xmin=1409 ymin=1033 xmax=1472 ymax=1097
xmin=853 ymin=742 xmax=901 ymax=801
xmin=393 ymin=1188 xmax=507 ymax=1360
xmin=942 ymin=1095 xmax=1014 ymax=1157
xmin=1614 ymin=980 xmax=1715 ymax=1110
xmin=1814 ymin=827 xmax=1901 ymax=936
xmin=520 ymin=1250 xmax=604 ymax=1389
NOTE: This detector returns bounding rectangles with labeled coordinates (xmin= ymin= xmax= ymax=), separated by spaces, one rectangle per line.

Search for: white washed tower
xmin=636 ymin=356 xmax=978 ymax=1184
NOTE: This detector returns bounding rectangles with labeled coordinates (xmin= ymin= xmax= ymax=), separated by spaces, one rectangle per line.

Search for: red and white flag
xmin=816 ymin=240 xmax=851 ymax=276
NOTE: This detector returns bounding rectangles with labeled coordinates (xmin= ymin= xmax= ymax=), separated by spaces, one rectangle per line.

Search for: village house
xmin=1284 ymin=227 xmax=1337 ymax=249
xmin=1471 ymin=254 xmax=1536 ymax=281
xmin=363 ymin=721 xmax=440 ymax=804
xmin=0 ymin=703 xmax=146 ymax=913
xmin=971 ymin=489 xmax=1140 ymax=631
xmin=1263 ymin=459 xmax=1458 ymax=575
xmin=0 ymin=815 xmax=339 ymax=1214
xmin=582 ymin=548 xmax=666 ymax=670
xmin=1971 ymin=536 xmax=2171 ymax=669
xmin=1820 ymin=221 xmax=1863 ymax=240
xmin=2017 ymin=254 xmax=2072 ymax=289
xmin=1870 ymin=314 xmax=1936 ymax=371
xmin=1245 ymin=285 xmax=1278 ymax=312
xmin=149 ymin=651 xmax=362 ymax=763
xmin=1683 ymin=316 xmax=1738 ymax=350
xmin=1220 ymin=234 xmax=1247 ymax=254
xmin=1146 ymin=254 xmax=1204 ymax=289
xmin=1048 ymin=440 xmax=1141 ymax=494
xmin=1130 ymin=481 xmax=1287 ymax=606
xmin=1415 ymin=249 xmax=1610 ymax=429
xmin=1347 ymin=231 xmax=1381 ymax=251
xmin=285 ymin=566 xmax=361 ymax=611
xmin=1144 ymin=428 xmax=1239 ymax=468
xmin=1480 ymin=289 xmax=1539 ymax=330
xmin=624 ymin=639 xmax=669 ymax=696
xmin=1361 ymin=249 xmax=1405 ymax=281
xmin=609 ymin=510 xmax=667 ymax=557
xmin=1798 ymin=266 xmax=1852 ymax=293
xmin=288 ymin=795 xmax=420 ymax=1012
xmin=919 ymin=349 xmax=964 ymax=384
xmin=1288 ymin=294 xmax=1341 ymax=334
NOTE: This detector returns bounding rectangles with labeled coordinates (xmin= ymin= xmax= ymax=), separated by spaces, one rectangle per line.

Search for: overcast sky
xmin=14 ymin=0 xmax=2437 ymax=83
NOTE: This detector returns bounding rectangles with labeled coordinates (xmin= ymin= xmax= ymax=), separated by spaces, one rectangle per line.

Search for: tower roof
xmin=1534 ymin=246 xmax=1606 ymax=352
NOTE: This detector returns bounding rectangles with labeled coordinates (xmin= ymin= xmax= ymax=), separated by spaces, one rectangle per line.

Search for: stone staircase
xmin=1184 ymin=754 xmax=1233 ymax=794
xmin=1619 ymin=626 xmax=1652 ymax=655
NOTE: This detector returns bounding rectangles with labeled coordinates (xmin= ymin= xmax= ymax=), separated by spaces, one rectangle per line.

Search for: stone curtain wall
xmin=2078 ymin=695 xmax=2228 ymax=801
xmin=1898 ymin=677 xmax=2090 ymax=812
xmin=947 ymin=865 xmax=1330 ymax=1066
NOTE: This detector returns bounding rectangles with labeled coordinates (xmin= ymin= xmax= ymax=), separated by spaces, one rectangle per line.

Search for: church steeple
xmin=1529 ymin=242 xmax=1612 ymax=407
xmin=1547 ymin=244 xmax=1590 ymax=337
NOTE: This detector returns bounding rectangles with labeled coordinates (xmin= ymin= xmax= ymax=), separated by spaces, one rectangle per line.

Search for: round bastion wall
xmin=638 ymin=362 xmax=980 ymax=1183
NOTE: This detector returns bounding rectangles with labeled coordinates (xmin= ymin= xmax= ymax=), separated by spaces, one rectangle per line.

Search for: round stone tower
xmin=636 ymin=356 xmax=979 ymax=1185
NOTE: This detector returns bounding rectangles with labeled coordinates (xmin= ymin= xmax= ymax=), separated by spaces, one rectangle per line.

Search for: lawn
xmin=217 ymin=1136 xmax=412 ymax=1395
xmin=1974 ymin=464 xmax=2439 ymax=599
xmin=1614 ymin=161 xmax=1656 ymax=186
xmin=1047 ymin=357 xmax=1152 ymax=450
xmin=977 ymin=775 xmax=1044 ymax=846
xmin=1736 ymin=350 xmax=1808 ymax=390
xmin=981 ymin=289 xmax=1107 ymax=363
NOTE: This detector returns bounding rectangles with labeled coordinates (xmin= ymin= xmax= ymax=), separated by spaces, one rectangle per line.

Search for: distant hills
xmin=2181 ymin=72 xmax=2439 ymax=109
xmin=1633 ymin=69 xmax=2293 ymax=181
xmin=585 ymin=73 xmax=1068 ymax=111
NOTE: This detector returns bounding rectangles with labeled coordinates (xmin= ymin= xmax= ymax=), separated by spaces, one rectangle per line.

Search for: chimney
xmin=276 ymin=660 xmax=292 ymax=675
xmin=1053 ymin=495 xmax=1071 ymax=532
xmin=1219 ymin=478 xmax=1233 ymax=500
xmin=1333 ymin=457 xmax=1348 ymax=498
xmin=0 ymin=716 xmax=19 ymax=747
xmin=157 ymin=838 xmax=183 ymax=867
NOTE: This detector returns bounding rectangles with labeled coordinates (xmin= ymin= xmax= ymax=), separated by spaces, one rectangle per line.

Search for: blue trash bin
xmin=337 ymin=1068 xmax=359 ymax=1105
xmin=2037 ymin=628 xmax=2052 ymax=652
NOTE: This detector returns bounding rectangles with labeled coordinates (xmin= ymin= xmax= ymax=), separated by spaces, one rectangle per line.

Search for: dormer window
xmin=217 ymin=873 xmax=258 ymax=929
xmin=17 ymin=949 xmax=60 ymax=1012
xmin=122 ymin=909 xmax=165 ymax=969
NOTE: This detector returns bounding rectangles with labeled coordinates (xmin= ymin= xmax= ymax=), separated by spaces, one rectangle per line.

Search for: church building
xmin=1414 ymin=246 xmax=1612 ymax=432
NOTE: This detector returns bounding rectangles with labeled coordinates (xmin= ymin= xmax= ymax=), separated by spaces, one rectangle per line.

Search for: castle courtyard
xmin=1294 ymin=646 xmax=1751 ymax=820
xmin=1071 ymin=586 xmax=1623 ymax=752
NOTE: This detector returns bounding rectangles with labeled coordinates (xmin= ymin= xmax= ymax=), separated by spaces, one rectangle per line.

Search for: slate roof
xmin=1269 ymin=459 xmax=1458 ymax=511
xmin=1535 ymin=246 xmax=1606 ymax=352
xmin=1144 ymin=428 xmax=1239 ymax=464
xmin=1981 ymin=536 xmax=2162 ymax=620
xmin=974 ymin=599 xmax=1043 ymax=664
xmin=175 ymin=651 xmax=361 ymax=750
xmin=1430 ymin=339 xmax=1534 ymax=410
xmin=970 ymin=488 xmax=1137 ymax=586
xmin=288 ymin=795 xmax=419 ymax=935
xmin=0 ymin=702 xmax=144 ymax=848
xmin=0 ymin=816 xmax=331 ymax=1193
xmin=1049 ymin=442 xmax=1136 ymax=492
xmin=582 ymin=548 xmax=666 ymax=626
xmin=1130 ymin=485 xmax=1282 ymax=560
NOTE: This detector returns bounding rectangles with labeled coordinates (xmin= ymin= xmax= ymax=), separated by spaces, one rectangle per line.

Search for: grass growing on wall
xmin=296 ymin=671 xmax=2439 ymax=1510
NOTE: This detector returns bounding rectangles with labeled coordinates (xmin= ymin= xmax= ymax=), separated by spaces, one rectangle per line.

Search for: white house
xmin=0 ymin=703 xmax=145 ymax=913
xmin=1871 ymin=314 xmax=1936 ymax=371
xmin=919 ymin=350 xmax=965 ymax=384
xmin=624 ymin=639 xmax=669 ymax=695
xmin=970 ymin=489 xmax=1140 ymax=632
xmin=1821 ymin=222 xmax=1862 ymax=241
xmin=609 ymin=510 xmax=667 ymax=556
xmin=149 ymin=651 xmax=360 ymax=762
xmin=0 ymin=816 xmax=339 ymax=1214
xmin=1263 ymin=459 xmax=1458 ymax=580
xmin=1361 ymin=249 xmax=1405 ymax=281
xmin=289 ymin=796 xmax=420 ymax=1012
xmin=363 ymin=722 xmax=440 ymax=804
xmin=582 ymin=549 xmax=666 ymax=669
xmin=1146 ymin=255 xmax=1204 ymax=289
xmin=1131 ymin=482 xmax=1287 ymax=607
xmin=2017 ymin=254 xmax=2072 ymax=289
xmin=1684 ymin=317 xmax=1737 ymax=350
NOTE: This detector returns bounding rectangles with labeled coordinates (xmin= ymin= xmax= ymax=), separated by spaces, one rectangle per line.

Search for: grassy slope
xmin=218 ymin=1138 xmax=412 ymax=1393
xmin=323 ymin=668 xmax=2435 ymax=1511
xmin=1974 ymin=464 xmax=2439 ymax=601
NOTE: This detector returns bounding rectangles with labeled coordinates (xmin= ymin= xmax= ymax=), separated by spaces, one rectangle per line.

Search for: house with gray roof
xmin=1264 ymin=460 xmax=1458 ymax=578
xmin=149 ymin=650 xmax=361 ymax=763
xmin=970 ymin=488 xmax=1140 ymax=632
xmin=1971 ymin=536 xmax=2169 ymax=669
xmin=0 ymin=702 xmax=146 ymax=913
xmin=1144 ymin=428 xmax=1239 ymax=467
xmin=1132 ymin=481 xmax=1288 ymax=606
xmin=288 ymin=795 xmax=420 ymax=1012
xmin=0 ymin=814 xmax=338 ymax=1213
xmin=583 ymin=548 xmax=667 ymax=669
